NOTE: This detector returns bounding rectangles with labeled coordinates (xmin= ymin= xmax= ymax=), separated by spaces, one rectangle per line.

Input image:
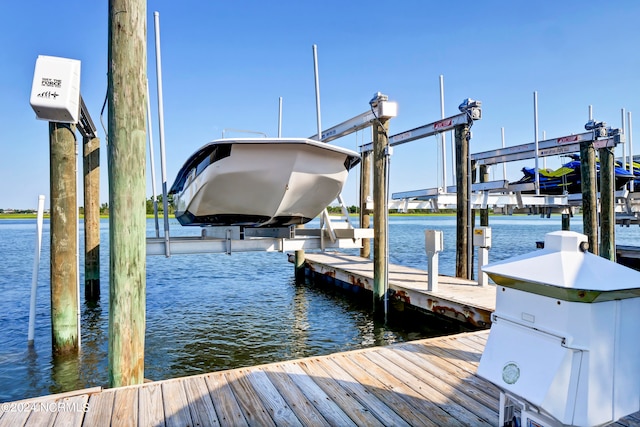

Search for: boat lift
xmin=392 ymin=121 xmax=625 ymax=213
xmin=146 ymin=96 xmax=398 ymax=257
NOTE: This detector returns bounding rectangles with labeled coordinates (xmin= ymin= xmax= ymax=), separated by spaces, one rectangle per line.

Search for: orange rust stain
xmin=391 ymin=290 xmax=411 ymax=304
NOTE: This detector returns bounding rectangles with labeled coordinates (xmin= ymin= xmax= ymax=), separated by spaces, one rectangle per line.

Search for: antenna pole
xmin=312 ymin=45 xmax=322 ymax=140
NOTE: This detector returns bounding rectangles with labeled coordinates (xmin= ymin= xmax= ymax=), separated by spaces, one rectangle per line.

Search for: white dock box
xmin=30 ymin=55 xmax=81 ymax=123
xmin=477 ymin=231 xmax=640 ymax=426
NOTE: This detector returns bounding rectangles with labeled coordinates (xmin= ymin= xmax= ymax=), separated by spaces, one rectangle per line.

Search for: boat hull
xmin=170 ymin=138 xmax=360 ymax=227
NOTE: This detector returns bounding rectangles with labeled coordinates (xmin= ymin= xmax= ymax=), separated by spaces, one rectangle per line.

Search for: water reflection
xmin=50 ymin=352 xmax=81 ymax=395
xmin=289 ymin=282 xmax=310 ymax=359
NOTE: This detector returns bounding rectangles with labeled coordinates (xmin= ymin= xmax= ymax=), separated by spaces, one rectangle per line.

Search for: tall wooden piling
xmin=580 ymin=140 xmax=598 ymax=255
xmin=561 ymin=213 xmax=571 ymax=231
xmin=83 ymin=135 xmax=100 ymax=301
xmin=359 ymin=150 xmax=372 ymax=258
xmin=599 ymin=146 xmax=615 ymax=261
xmin=107 ymin=0 xmax=147 ymax=388
xmin=372 ymin=116 xmax=390 ymax=313
xmin=49 ymin=122 xmax=79 ymax=354
xmin=455 ymin=124 xmax=470 ymax=279
xmin=479 ymin=164 xmax=489 ymax=227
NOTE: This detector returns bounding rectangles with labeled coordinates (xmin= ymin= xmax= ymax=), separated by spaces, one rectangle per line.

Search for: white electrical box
xmin=424 ymin=229 xmax=443 ymax=254
xmin=376 ymin=101 xmax=398 ymax=119
xmin=473 ymin=226 xmax=491 ymax=248
xmin=30 ymin=55 xmax=81 ymax=123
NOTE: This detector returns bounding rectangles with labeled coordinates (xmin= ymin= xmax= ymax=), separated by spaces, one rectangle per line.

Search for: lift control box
xmin=30 ymin=55 xmax=81 ymax=123
xmin=425 ymin=229 xmax=443 ymax=254
xmin=473 ymin=226 xmax=491 ymax=248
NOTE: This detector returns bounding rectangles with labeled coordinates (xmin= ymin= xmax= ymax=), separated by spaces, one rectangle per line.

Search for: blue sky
xmin=1 ymin=1 xmax=638 ymax=209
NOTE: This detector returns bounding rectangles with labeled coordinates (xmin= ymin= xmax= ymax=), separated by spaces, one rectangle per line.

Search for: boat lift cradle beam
xmin=392 ymin=124 xmax=625 ymax=211
xmin=471 ymin=126 xmax=624 ymax=165
xmin=359 ymin=109 xmax=480 ymax=153
xmin=146 ymin=226 xmax=373 ymax=256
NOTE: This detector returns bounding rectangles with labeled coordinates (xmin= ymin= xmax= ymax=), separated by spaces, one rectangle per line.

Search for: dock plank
xmin=313 ymin=356 xmax=412 ymax=426
xmin=82 ymin=389 xmax=115 ymax=427
xmin=161 ymin=380 xmax=192 ymax=427
xmin=111 ymin=387 xmax=138 ymax=427
xmin=137 ymin=383 xmax=163 ymax=427
xmin=52 ymin=395 xmax=89 ymax=427
xmin=242 ymin=369 xmax=302 ymax=427
xmin=330 ymin=352 xmax=443 ymax=427
xmin=260 ymin=364 xmax=331 ymax=426
xmin=295 ymin=359 xmax=385 ymax=426
xmin=393 ymin=342 xmax=499 ymax=412
xmin=347 ymin=351 xmax=465 ymax=427
xmin=363 ymin=349 xmax=494 ymax=427
xmin=376 ymin=346 xmax=497 ymax=424
xmin=22 ymin=406 xmax=56 ymax=427
xmin=182 ymin=376 xmax=220 ymax=427
xmin=278 ymin=362 xmax=357 ymax=427
xmin=204 ymin=372 xmax=249 ymax=427
xmin=0 ymin=407 xmax=32 ymax=427
xmin=223 ymin=369 xmax=276 ymax=427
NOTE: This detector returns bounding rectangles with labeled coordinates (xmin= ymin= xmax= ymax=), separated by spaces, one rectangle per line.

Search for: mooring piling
xmin=455 ymin=123 xmax=471 ymax=279
xmin=372 ymin=98 xmax=391 ymax=314
xmin=580 ymin=139 xmax=598 ymax=255
xmin=49 ymin=122 xmax=79 ymax=354
xmin=359 ymin=147 xmax=372 ymax=259
xmin=599 ymin=145 xmax=616 ymax=261
xmin=82 ymin=134 xmax=100 ymax=301
xmin=107 ymin=0 xmax=147 ymax=387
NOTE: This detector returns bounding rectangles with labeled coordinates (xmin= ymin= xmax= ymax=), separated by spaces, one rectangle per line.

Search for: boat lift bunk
xmin=392 ymin=120 xmax=627 ymax=216
xmin=147 ymin=97 xmax=398 ymax=257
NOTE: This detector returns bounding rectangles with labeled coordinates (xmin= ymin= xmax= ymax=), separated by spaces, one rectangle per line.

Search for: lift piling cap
xmin=544 ymin=230 xmax=587 ymax=253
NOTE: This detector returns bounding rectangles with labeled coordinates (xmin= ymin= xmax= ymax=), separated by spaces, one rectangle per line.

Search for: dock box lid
xmin=482 ymin=231 xmax=640 ymax=302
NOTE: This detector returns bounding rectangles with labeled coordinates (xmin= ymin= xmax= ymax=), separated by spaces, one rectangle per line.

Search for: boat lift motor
xmin=478 ymin=230 xmax=640 ymax=427
xmin=30 ymin=55 xmax=81 ymax=124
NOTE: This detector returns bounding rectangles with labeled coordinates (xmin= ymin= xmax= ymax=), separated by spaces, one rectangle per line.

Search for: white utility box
xmin=425 ymin=229 xmax=443 ymax=254
xmin=30 ymin=55 xmax=81 ymax=123
xmin=375 ymin=100 xmax=398 ymax=120
xmin=478 ymin=231 xmax=640 ymax=426
xmin=473 ymin=226 xmax=491 ymax=248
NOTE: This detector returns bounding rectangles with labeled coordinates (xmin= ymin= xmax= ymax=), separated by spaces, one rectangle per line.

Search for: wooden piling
xmin=294 ymin=228 xmax=305 ymax=282
xmin=359 ymin=150 xmax=372 ymax=259
xmin=49 ymin=122 xmax=79 ymax=354
xmin=479 ymin=164 xmax=489 ymax=227
xmin=372 ymin=116 xmax=390 ymax=313
xmin=561 ymin=213 xmax=571 ymax=231
xmin=83 ymin=136 xmax=100 ymax=301
xmin=455 ymin=124 xmax=470 ymax=279
xmin=107 ymin=0 xmax=147 ymax=388
xmin=599 ymin=146 xmax=615 ymax=261
xmin=579 ymin=140 xmax=598 ymax=255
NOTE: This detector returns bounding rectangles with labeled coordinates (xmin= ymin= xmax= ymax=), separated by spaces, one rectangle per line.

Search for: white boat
xmin=169 ymin=138 xmax=360 ymax=227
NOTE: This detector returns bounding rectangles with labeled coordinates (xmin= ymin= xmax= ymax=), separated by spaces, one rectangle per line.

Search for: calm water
xmin=0 ymin=214 xmax=638 ymax=402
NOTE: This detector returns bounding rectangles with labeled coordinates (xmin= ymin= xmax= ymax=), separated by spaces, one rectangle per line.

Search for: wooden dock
xmin=300 ymin=252 xmax=496 ymax=327
xmin=3 ymin=330 xmax=640 ymax=426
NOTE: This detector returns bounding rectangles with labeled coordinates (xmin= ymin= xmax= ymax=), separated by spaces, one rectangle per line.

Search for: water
xmin=0 ymin=215 xmax=638 ymax=402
